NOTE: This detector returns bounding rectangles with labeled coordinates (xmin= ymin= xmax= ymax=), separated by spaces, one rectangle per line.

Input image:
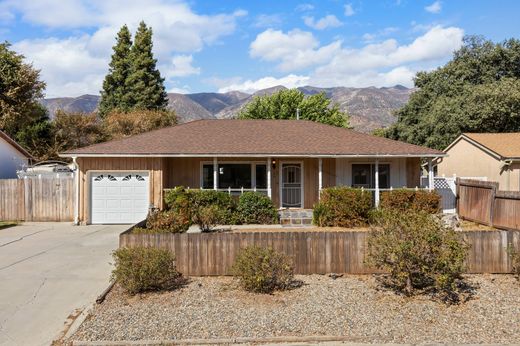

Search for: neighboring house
xmin=0 ymin=130 xmax=33 ymax=179
xmin=61 ymin=119 xmax=443 ymax=224
xmin=437 ymin=133 xmax=520 ymax=191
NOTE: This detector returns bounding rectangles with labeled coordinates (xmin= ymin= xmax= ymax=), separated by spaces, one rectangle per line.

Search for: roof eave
xmin=60 ymin=152 xmax=446 ymax=158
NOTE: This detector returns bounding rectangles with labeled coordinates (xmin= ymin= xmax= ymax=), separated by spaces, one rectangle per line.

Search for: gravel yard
xmin=72 ymin=274 xmax=520 ymax=344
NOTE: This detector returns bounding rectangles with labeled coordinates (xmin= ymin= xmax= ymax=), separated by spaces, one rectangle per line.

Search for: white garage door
xmin=90 ymin=172 xmax=149 ymax=224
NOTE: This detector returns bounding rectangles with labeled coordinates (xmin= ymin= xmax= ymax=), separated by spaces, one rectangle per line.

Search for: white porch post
xmin=318 ymin=158 xmax=323 ymax=200
xmin=428 ymin=158 xmax=434 ymax=191
xmin=267 ymin=157 xmax=272 ymax=198
xmin=374 ymin=159 xmax=380 ymax=208
xmin=213 ymin=157 xmax=218 ymax=191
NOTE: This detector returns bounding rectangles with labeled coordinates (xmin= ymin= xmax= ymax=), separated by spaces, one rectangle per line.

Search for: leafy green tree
xmin=99 ymin=25 xmax=133 ymax=117
xmin=126 ymin=21 xmax=168 ymax=111
xmin=386 ymin=36 xmax=520 ymax=150
xmin=0 ymin=42 xmax=47 ymax=135
xmin=0 ymin=41 xmax=52 ymax=160
xmin=238 ymin=89 xmax=350 ymax=128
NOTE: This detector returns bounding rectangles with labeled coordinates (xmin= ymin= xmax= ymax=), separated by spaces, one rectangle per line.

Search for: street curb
xmin=62 ymin=304 xmax=93 ymax=340
xmin=72 ymin=335 xmax=370 ymax=345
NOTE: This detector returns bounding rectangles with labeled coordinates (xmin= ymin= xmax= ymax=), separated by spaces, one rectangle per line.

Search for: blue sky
xmin=1 ymin=0 xmax=518 ymax=97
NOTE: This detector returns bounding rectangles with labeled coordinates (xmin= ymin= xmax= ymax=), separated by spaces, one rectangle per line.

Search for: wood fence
xmin=0 ymin=176 xmax=75 ymax=222
xmin=457 ymin=178 xmax=520 ymax=230
xmin=120 ymin=227 xmax=520 ymax=275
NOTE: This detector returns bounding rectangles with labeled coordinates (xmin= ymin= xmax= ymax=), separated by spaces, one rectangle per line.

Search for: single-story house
xmin=0 ymin=130 xmax=33 ymax=179
xmin=61 ymin=119 xmax=443 ymax=225
xmin=437 ymin=133 xmax=520 ymax=191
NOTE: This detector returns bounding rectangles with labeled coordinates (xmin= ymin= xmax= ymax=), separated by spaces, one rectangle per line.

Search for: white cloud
xmin=344 ymin=3 xmax=355 ymax=16
xmin=303 ymin=15 xmax=343 ymax=30
xmin=296 ymin=3 xmax=314 ymax=12
xmin=13 ymin=36 xmax=108 ymax=97
xmin=4 ymin=0 xmax=242 ymax=97
xmin=1 ymin=0 xmax=95 ymax=28
xmin=240 ymin=25 xmax=464 ymax=91
xmin=425 ymin=1 xmax=442 ymax=14
xmin=362 ymin=27 xmax=399 ymax=42
xmin=164 ymin=55 xmax=200 ymax=78
xmin=217 ymin=74 xmax=310 ymax=94
xmin=312 ymin=26 xmax=463 ymax=85
xmin=168 ymin=86 xmax=192 ymax=94
xmin=250 ymin=29 xmax=341 ymax=71
xmin=253 ymin=14 xmax=283 ymax=28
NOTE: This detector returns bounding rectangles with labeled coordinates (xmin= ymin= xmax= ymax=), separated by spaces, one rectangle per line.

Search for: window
xmin=202 ymin=163 xmax=267 ymax=189
xmin=352 ymin=164 xmax=390 ymax=188
xmin=255 ymin=165 xmax=267 ymax=189
xmin=218 ymin=164 xmax=251 ymax=188
xmin=202 ymin=165 xmax=214 ymax=189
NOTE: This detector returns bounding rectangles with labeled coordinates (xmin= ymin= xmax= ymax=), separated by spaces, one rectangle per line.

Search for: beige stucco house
xmin=437 ymin=133 xmax=520 ymax=191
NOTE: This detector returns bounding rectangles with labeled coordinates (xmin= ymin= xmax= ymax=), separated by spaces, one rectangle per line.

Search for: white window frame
xmin=351 ymin=162 xmax=392 ymax=189
xmin=199 ymin=161 xmax=268 ymax=190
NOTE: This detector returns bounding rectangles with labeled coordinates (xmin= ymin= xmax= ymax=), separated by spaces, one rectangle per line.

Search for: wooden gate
xmin=0 ymin=176 xmax=75 ymax=222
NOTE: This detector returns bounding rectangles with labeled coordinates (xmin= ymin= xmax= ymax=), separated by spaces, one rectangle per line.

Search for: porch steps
xmin=279 ymin=209 xmax=314 ymax=227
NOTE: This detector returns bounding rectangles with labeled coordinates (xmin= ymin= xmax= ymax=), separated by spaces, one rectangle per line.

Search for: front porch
xmin=163 ymin=156 xmax=435 ymax=209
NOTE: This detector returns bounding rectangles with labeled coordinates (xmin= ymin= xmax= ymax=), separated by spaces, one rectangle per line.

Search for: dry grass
xmin=460 ymin=219 xmax=498 ymax=231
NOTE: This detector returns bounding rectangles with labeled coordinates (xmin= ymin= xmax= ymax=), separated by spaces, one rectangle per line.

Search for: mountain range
xmin=40 ymin=85 xmax=413 ymax=132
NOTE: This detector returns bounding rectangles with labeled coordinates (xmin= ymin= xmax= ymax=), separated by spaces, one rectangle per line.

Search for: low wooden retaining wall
xmin=120 ymin=227 xmax=520 ymax=276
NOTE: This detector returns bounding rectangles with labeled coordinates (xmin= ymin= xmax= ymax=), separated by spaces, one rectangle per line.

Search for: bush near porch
xmin=380 ymin=189 xmax=440 ymax=214
xmin=313 ymin=187 xmax=441 ymax=227
xmin=136 ymin=188 xmax=278 ymax=233
xmin=313 ymin=187 xmax=372 ymax=227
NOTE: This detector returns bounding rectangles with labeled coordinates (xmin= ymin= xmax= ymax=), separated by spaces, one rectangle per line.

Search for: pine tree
xmin=126 ymin=21 xmax=168 ymax=110
xmin=98 ymin=25 xmax=133 ymax=117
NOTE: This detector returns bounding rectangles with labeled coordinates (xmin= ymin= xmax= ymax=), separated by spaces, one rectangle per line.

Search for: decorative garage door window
xmin=90 ymin=172 xmax=149 ymax=224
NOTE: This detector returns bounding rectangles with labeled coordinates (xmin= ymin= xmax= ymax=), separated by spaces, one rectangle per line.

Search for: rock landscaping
xmin=71 ymin=274 xmax=520 ymax=344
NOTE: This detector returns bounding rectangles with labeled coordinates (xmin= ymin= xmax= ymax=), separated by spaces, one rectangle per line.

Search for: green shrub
xmin=313 ymin=187 xmax=372 ymax=227
xmin=380 ymin=189 xmax=440 ymax=214
xmin=143 ymin=210 xmax=190 ymax=233
xmin=164 ymin=186 xmax=194 ymax=222
xmin=194 ymin=205 xmax=225 ymax=232
xmin=112 ymin=246 xmax=181 ymax=294
xmin=232 ymin=246 xmax=294 ymax=293
xmin=191 ymin=189 xmax=236 ymax=231
xmin=367 ymin=209 xmax=468 ymax=303
xmin=237 ymin=192 xmax=278 ymax=224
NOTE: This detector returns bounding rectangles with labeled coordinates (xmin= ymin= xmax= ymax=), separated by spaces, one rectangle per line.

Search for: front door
xmin=281 ymin=163 xmax=303 ymax=208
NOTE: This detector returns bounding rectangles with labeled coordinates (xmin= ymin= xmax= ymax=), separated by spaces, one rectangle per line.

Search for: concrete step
xmin=278 ymin=209 xmax=314 ymax=227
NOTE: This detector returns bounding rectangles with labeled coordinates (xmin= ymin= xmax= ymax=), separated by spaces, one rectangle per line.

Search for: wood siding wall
xmin=0 ymin=177 xmax=74 ymax=221
xmin=77 ymin=157 xmax=164 ymax=223
xmin=120 ymin=229 xmax=520 ymax=275
xmin=406 ymin=157 xmax=421 ymax=187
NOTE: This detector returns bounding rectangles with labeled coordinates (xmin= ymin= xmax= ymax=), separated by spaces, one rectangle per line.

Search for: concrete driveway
xmin=0 ymin=223 xmax=127 ymax=346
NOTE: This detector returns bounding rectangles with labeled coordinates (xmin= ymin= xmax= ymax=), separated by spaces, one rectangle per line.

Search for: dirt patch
xmin=460 ymin=220 xmax=498 ymax=231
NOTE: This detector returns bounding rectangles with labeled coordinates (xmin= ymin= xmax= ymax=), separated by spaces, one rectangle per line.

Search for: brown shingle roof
xmin=463 ymin=133 xmax=520 ymax=159
xmin=62 ymin=119 xmax=442 ymax=157
xmin=0 ymin=130 xmax=33 ymax=159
